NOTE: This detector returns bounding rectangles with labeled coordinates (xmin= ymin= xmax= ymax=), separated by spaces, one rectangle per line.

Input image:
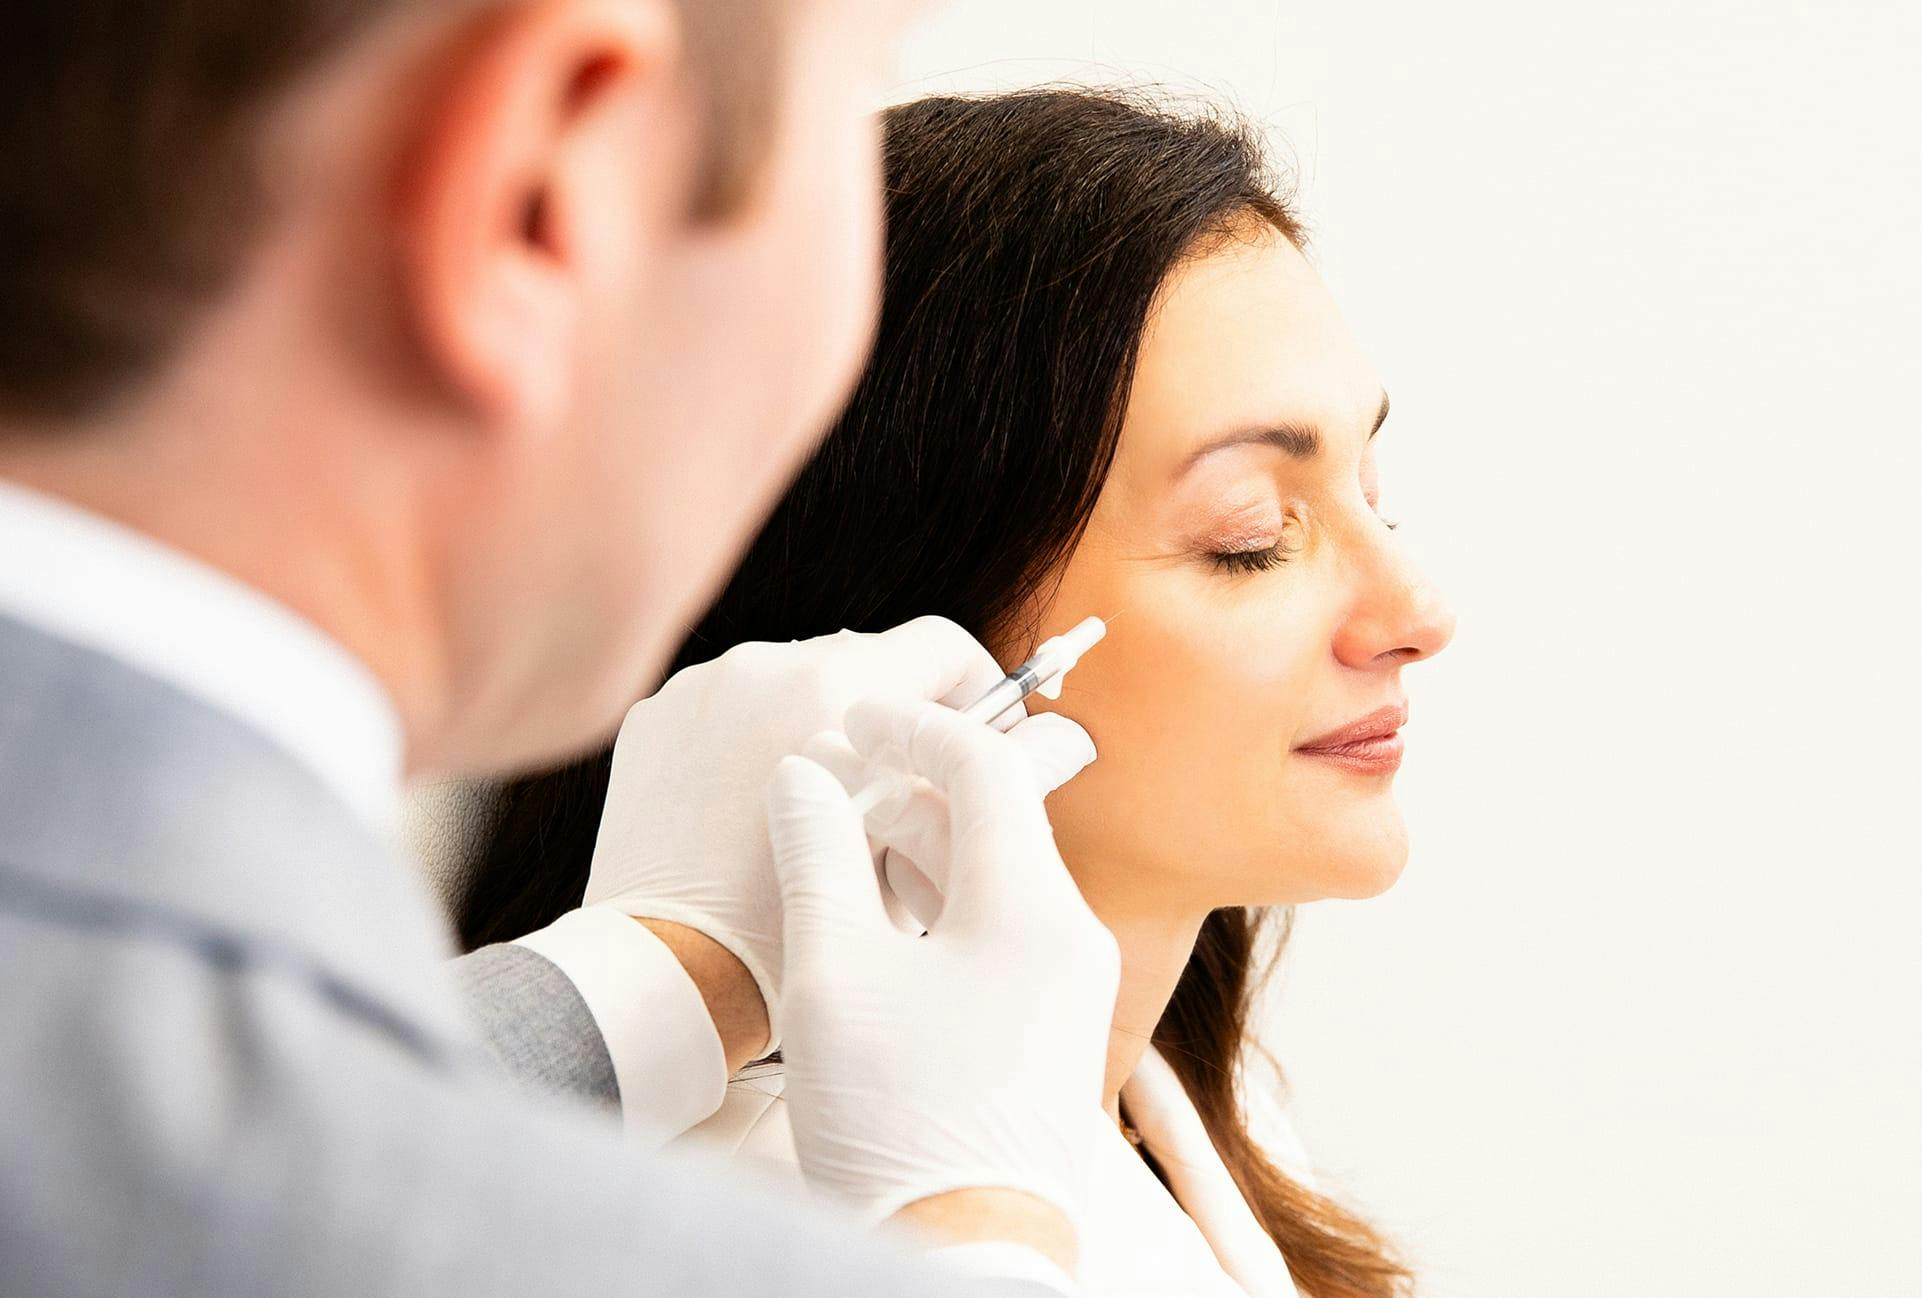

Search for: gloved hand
xmin=582 ymin=617 xmax=1068 ymax=1052
xmin=799 ymin=714 xmax=1097 ymax=932
xmin=766 ymin=696 xmax=1120 ymax=1232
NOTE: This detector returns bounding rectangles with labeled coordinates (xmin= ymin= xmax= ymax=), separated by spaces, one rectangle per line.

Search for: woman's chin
xmin=1297 ymin=813 xmax=1412 ymax=901
xmin=1325 ymin=853 xmax=1410 ymax=900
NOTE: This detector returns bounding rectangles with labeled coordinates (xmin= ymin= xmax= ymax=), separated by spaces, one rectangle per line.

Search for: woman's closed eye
xmin=1200 ymin=502 xmax=1307 ymax=576
xmin=1209 ymin=541 xmax=1295 ymax=575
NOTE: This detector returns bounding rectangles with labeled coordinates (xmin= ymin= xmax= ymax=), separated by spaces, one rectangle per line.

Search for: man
xmin=0 ymin=1 xmax=1119 ymax=1294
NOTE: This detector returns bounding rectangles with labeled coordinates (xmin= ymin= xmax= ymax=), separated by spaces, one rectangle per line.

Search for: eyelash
xmin=1209 ymin=544 xmax=1294 ymax=575
xmin=1208 ymin=511 xmax=1398 ymax=574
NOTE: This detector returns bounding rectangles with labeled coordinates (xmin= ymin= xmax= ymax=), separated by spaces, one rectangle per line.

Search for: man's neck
xmin=0 ymin=424 xmax=441 ymax=764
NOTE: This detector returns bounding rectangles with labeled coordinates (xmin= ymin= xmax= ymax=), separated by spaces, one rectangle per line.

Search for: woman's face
xmin=1027 ymin=225 xmax=1456 ymax=919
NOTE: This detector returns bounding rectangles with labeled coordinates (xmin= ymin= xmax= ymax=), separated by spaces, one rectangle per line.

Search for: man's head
xmin=0 ymin=0 xmax=907 ymax=772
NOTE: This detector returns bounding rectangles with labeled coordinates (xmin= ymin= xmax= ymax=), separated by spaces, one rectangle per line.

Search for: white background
xmin=888 ymin=3 xmax=1922 ymax=1295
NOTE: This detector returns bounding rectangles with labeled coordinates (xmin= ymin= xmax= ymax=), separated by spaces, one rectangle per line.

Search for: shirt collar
xmin=1118 ymin=1047 xmax=1303 ymax=1298
xmin=0 ymin=480 xmax=404 ymax=838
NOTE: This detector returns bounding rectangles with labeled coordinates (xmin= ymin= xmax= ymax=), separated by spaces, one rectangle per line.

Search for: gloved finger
xmin=881 ymin=852 xmax=940 ymax=932
xmin=813 ymin=711 xmax=1096 ymax=933
xmin=1006 ymin=711 xmax=1100 ymax=796
xmin=764 ymin=756 xmax=893 ymax=939
xmin=797 ymin=732 xmax=937 ymax=933
xmin=800 ymin=730 xmax=892 ymax=822
xmin=868 ymin=793 xmax=947 ymax=888
xmin=861 ymin=617 xmax=1027 ymax=732
xmin=858 ymin=713 xmax=1094 ymax=905
xmin=844 ymin=698 xmax=1091 ymax=933
xmin=799 ymin=729 xmax=930 ymax=838
xmin=806 ymin=693 xmax=1085 ymax=825
xmin=845 ymin=697 xmax=1092 ymax=836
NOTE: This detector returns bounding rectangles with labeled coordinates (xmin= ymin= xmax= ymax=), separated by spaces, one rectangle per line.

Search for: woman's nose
xmin=1332 ymin=545 xmax=1457 ymax=670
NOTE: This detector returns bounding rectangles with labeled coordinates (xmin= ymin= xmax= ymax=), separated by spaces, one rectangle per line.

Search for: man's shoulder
xmin=0 ymin=908 xmax=972 ymax=1298
xmin=0 ymin=610 xmax=469 ymax=1051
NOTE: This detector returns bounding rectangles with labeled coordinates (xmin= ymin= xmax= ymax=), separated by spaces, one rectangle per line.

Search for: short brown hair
xmin=0 ymin=1 xmax=781 ymax=424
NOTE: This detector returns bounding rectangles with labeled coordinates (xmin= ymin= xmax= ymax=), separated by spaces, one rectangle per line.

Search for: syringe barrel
xmin=961 ymin=674 xmax=1031 ymax=729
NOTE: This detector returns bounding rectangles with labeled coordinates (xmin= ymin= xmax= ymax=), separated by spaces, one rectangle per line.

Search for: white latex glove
xmin=799 ymin=717 xmax=1097 ymax=932
xmin=584 ymin=618 xmax=1044 ymax=1051
xmin=765 ymin=696 xmax=1121 ymax=1229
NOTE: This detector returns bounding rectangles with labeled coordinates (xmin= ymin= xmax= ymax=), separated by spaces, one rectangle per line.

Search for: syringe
xmin=848 ymin=616 xmax=1108 ymax=816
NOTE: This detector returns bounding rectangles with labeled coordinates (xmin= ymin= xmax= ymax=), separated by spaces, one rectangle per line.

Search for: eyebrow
xmin=1180 ymin=391 xmax=1392 ymax=476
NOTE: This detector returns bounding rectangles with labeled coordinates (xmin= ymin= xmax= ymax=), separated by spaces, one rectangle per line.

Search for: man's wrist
xmin=634 ymin=918 xmax=772 ymax=1072
xmin=890 ymin=1189 xmax=1078 ymax=1280
xmin=512 ymin=907 xmax=731 ymax=1141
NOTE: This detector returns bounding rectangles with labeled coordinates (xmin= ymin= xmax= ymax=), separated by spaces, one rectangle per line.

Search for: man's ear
xmin=395 ymin=0 xmax=686 ymax=429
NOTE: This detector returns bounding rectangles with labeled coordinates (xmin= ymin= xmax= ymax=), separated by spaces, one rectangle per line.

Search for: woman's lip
xmin=1294 ymin=704 xmax=1409 ymax=774
xmin=1295 ymin=732 xmax=1405 ymax=775
xmin=1296 ymin=704 xmax=1408 ymax=751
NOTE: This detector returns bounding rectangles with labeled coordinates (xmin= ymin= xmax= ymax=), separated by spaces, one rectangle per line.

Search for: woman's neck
xmin=1096 ymin=903 xmax=1211 ymax=1120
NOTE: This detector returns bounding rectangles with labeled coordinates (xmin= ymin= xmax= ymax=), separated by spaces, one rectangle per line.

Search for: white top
xmin=688 ymin=1047 xmax=1308 ymax=1298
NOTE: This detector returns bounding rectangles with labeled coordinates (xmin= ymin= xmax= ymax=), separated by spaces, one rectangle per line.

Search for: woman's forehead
xmin=1121 ymin=234 xmax=1383 ymax=475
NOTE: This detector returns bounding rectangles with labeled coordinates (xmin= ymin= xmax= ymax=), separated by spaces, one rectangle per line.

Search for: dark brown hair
xmin=458 ymin=88 xmax=1412 ymax=1297
xmin=0 ymin=0 xmax=779 ymax=423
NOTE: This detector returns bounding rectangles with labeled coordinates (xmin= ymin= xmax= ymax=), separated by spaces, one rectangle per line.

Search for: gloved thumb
xmin=877 ymin=713 xmax=1096 ymax=931
xmin=765 ymin=754 xmax=893 ymax=940
xmin=794 ymin=715 xmax=1093 ymax=933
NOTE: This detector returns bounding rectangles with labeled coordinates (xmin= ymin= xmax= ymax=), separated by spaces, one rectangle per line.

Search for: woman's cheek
xmin=1191 ymin=566 xmax=1328 ymax=710
xmin=1034 ymin=543 xmax=1334 ymax=870
xmin=1033 ymin=581 xmax=1222 ymax=877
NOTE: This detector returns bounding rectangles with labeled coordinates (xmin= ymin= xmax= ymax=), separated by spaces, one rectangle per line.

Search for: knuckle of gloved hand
xmin=613 ymin=694 xmax=658 ymax=750
xmin=814 ymin=627 xmax=868 ymax=674
xmin=901 ymin=614 xmax=998 ymax=679
xmin=901 ymin=613 xmax=968 ymax=647
xmin=715 ymin=639 xmax=785 ymax=693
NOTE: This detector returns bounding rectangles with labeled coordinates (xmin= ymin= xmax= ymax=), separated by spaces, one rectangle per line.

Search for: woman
xmin=459 ymin=89 xmax=1454 ymax=1298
